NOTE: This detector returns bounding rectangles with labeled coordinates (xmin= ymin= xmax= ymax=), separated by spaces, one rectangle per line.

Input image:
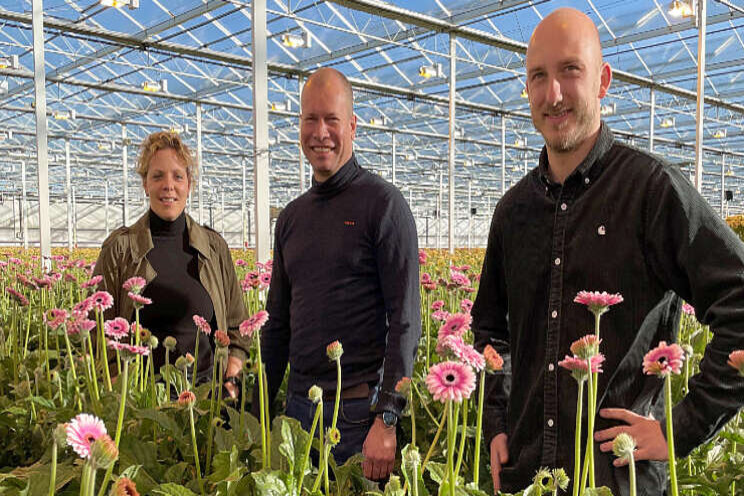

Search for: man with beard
xmin=473 ymin=7 xmax=744 ymax=495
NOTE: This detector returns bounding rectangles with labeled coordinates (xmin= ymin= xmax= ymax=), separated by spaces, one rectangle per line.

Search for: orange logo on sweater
xmin=344 ymin=220 xmax=356 ymax=226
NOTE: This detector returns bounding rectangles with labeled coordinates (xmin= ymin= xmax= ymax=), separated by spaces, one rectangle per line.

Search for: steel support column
xmin=21 ymin=160 xmax=28 ymax=249
xmin=392 ymin=131 xmax=397 ymax=186
xmin=221 ymin=189 xmax=225 ymax=237
xmin=65 ymin=139 xmax=73 ymax=252
xmin=501 ymin=115 xmax=506 ymax=195
xmin=105 ymin=180 xmax=110 ymax=238
xmin=437 ymin=170 xmax=443 ymax=250
xmin=252 ymin=0 xmax=271 ymax=263
xmin=197 ymin=102 xmax=204 ymax=224
xmin=694 ymin=0 xmax=707 ymax=192
xmin=242 ymin=158 xmax=247 ymax=248
xmin=32 ymin=0 xmax=51 ymax=269
xmin=721 ymin=154 xmax=726 ymax=218
xmin=649 ymin=88 xmax=655 ymax=153
xmin=448 ymin=32 xmax=456 ymax=254
xmin=467 ymin=179 xmax=472 ymax=249
xmin=122 ymin=124 xmax=128 ymax=226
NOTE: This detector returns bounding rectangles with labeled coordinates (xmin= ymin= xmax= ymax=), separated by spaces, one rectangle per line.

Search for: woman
xmin=94 ymin=131 xmax=248 ymax=390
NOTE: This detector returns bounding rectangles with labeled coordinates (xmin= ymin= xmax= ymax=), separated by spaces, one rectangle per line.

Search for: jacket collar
xmin=128 ymin=210 xmax=212 ymax=262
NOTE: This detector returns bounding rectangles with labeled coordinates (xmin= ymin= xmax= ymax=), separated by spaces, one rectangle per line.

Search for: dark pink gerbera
xmin=90 ymin=291 xmax=114 ymax=312
xmin=122 ymin=277 xmax=146 ymax=294
xmin=450 ymin=271 xmax=471 ymax=288
xmin=108 ymin=340 xmax=150 ymax=358
xmin=104 ymin=318 xmax=130 ymax=340
xmin=420 ymin=273 xmax=432 ymax=285
xmin=643 ymin=341 xmax=685 ymax=376
xmin=239 ymin=310 xmax=269 ymax=338
xmin=425 ymin=361 xmax=476 ymax=403
xmin=460 ymin=299 xmax=473 ymax=313
xmin=418 ymin=250 xmax=427 ymax=265
xmin=431 ymin=309 xmax=450 ymax=322
xmin=6 ymin=287 xmax=29 ymax=307
xmin=681 ymin=303 xmax=695 ymax=316
xmin=574 ymin=290 xmax=624 ymax=316
xmin=127 ymin=292 xmax=152 ymax=308
xmin=438 ymin=312 xmax=472 ymax=341
xmin=81 ymin=275 xmax=103 ymax=290
xmin=258 ymin=272 xmax=272 ymax=289
xmin=193 ymin=314 xmax=212 ymax=335
xmin=558 ymin=354 xmax=605 ymax=382
xmin=431 ymin=300 xmax=445 ymax=311
xmin=44 ymin=308 xmax=69 ymax=330
xmin=72 ymin=297 xmax=94 ymax=318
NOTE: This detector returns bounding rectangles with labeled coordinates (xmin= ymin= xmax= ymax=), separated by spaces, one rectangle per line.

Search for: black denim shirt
xmin=473 ymin=123 xmax=744 ymax=495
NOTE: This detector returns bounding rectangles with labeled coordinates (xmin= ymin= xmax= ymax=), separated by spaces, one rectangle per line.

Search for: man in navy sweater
xmin=257 ymin=67 xmax=421 ymax=480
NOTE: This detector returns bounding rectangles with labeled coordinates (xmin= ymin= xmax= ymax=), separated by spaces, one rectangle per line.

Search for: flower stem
xmin=312 ymin=402 xmax=326 ymax=493
xmin=297 ymin=402 xmax=322 ymax=495
xmin=240 ymin=371 xmax=246 ymax=434
xmin=454 ymin=398 xmax=468 ymax=478
xmin=79 ymin=462 xmax=90 ymax=496
xmin=410 ymin=387 xmax=417 ymax=449
xmin=97 ymin=310 xmax=112 ymax=391
xmin=86 ymin=336 xmax=101 ymax=403
xmin=97 ymin=359 xmax=129 ymax=496
xmin=447 ymin=401 xmax=457 ymax=496
xmin=586 ymin=358 xmax=596 ymax=489
xmin=191 ymin=333 xmax=200 ymax=391
xmin=188 ymin=405 xmax=206 ymax=496
xmin=665 ymin=374 xmax=679 ymax=496
xmin=48 ymin=440 xmax=57 ymax=496
xmin=573 ymin=380 xmax=584 ymax=496
xmin=628 ymin=451 xmax=637 ymax=496
xmin=473 ymin=369 xmax=486 ymax=486
xmin=421 ymin=408 xmax=448 ymax=475
xmin=255 ymin=332 xmax=268 ymax=469
xmin=331 ymin=358 xmax=342 ymax=431
xmin=62 ymin=329 xmax=83 ymax=411
xmin=205 ymin=356 xmax=219 ymax=475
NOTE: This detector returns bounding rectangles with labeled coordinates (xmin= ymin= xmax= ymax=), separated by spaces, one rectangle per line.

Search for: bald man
xmin=473 ymin=8 xmax=744 ymax=495
xmin=255 ymin=67 xmax=421 ymax=481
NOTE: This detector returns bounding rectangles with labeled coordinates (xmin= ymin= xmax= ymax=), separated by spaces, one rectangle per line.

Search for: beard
xmin=534 ymin=99 xmax=597 ymax=154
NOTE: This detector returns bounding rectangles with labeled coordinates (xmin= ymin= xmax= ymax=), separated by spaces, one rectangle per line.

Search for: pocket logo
xmin=344 ymin=220 xmax=356 ymax=227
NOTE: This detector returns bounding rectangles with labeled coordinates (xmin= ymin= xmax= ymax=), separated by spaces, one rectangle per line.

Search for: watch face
xmin=382 ymin=412 xmax=398 ymax=426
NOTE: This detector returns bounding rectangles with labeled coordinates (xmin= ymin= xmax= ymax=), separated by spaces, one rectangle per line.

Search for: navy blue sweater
xmin=260 ymin=155 xmax=421 ymax=416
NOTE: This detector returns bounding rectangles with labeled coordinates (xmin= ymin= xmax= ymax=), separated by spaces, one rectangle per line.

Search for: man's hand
xmin=223 ymin=355 xmax=243 ymax=399
xmin=490 ymin=433 xmax=509 ymax=494
xmin=595 ymin=408 xmax=668 ymax=466
xmin=362 ymin=416 xmax=397 ymax=480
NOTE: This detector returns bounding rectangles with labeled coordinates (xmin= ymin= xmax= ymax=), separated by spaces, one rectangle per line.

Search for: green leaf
xmin=583 ymin=487 xmax=614 ymax=496
xmin=163 ymin=463 xmax=190 ymax=483
xmin=133 ymin=408 xmax=184 ymax=440
xmin=427 ymin=461 xmax=447 ymax=484
xmin=150 ymin=482 xmax=198 ymax=496
xmin=251 ymin=470 xmax=288 ymax=496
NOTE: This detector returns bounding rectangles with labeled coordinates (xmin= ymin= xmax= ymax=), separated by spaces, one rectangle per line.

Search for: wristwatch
xmin=380 ymin=411 xmax=398 ymax=427
xmin=224 ymin=376 xmax=240 ymax=389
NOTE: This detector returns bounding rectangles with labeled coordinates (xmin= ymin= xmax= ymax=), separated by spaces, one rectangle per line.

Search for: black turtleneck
xmin=259 ymin=155 xmax=421 ymax=417
xmin=138 ymin=210 xmax=215 ymax=382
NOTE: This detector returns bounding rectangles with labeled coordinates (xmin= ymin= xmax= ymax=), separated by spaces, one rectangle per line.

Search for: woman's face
xmin=143 ymin=148 xmax=191 ymax=221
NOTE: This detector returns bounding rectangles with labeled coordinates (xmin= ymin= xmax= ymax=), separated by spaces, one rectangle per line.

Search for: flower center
xmin=445 ymin=373 xmax=456 ymax=384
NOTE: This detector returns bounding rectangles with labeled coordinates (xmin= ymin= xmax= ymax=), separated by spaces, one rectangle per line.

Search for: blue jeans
xmin=285 ymin=389 xmax=375 ymax=466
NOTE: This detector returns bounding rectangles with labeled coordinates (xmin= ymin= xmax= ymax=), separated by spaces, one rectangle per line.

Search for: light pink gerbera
xmin=128 ymin=292 xmax=152 ymax=308
xmin=574 ymin=290 xmax=624 ymax=315
xmin=72 ymin=297 xmax=94 ymax=318
xmin=438 ymin=312 xmax=472 ymax=340
xmin=104 ymin=318 xmax=130 ymax=340
xmin=431 ymin=310 xmax=450 ymax=322
xmin=66 ymin=316 xmax=97 ymax=336
xmin=569 ymin=334 xmax=602 ymax=360
xmin=483 ymin=345 xmax=504 ymax=373
xmin=81 ymin=275 xmax=103 ymax=290
xmin=431 ymin=300 xmax=445 ymax=311
xmin=450 ymin=271 xmax=471 ymax=288
xmin=108 ymin=340 xmax=150 ymax=357
xmin=727 ymin=350 xmax=744 ymax=376
xmin=558 ymin=354 xmax=605 ymax=382
xmin=643 ymin=341 xmax=685 ymax=376
xmin=452 ymin=341 xmax=486 ymax=372
xmin=681 ymin=303 xmax=695 ymax=316
xmin=192 ymin=315 xmax=212 ymax=335
xmin=460 ymin=299 xmax=473 ymax=313
xmin=425 ymin=361 xmax=476 ymax=403
xmin=90 ymin=291 xmax=114 ymax=312
xmin=258 ymin=272 xmax=272 ymax=289
xmin=122 ymin=277 xmax=146 ymax=294
xmin=418 ymin=250 xmax=427 ymax=265
xmin=239 ymin=310 xmax=269 ymax=338
xmin=44 ymin=308 xmax=69 ymax=330
xmin=66 ymin=413 xmax=108 ymax=459
xmin=437 ymin=334 xmax=465 ymax=357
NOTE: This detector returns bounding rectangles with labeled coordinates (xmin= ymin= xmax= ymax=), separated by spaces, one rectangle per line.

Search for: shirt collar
xmin=311 ymin=154 xmax=361 ymax=196
xmin=537 ymin=121 xmax=615 ymax=188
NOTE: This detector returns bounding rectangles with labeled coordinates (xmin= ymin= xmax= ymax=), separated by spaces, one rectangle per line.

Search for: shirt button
xmin=547 ymin=418 xmax=554 ymax=427
xmin=551 ymin=310 xmax=558 ymax=318
xmin=554 ymin=257 xmax=561 ymax=265
xmin=548 ymin=363 xmax=555 ymax=372
xmin=585 ymin=177 xmax=590 ymax=184
xmin=561 ymin=203 xmax=567 ymax=211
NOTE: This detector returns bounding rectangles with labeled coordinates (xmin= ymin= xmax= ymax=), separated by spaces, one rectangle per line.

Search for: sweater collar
xmin=129 ymin=211 xmax=212 ymax=262
xmin=149 ymin=209 xmax=186 ymax=238
xmin=311 ymin=154 xmax=361 ymax=196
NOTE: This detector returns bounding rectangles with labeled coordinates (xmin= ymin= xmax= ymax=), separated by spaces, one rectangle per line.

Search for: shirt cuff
xmin=373 ymin=389 xmax=407 ymax=418
xmin=483 ymin=407 xmax=507 ymax=447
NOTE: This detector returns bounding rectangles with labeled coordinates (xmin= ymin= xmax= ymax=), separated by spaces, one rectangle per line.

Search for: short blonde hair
xmin=136 ymin=131 xmax=197 ymax=184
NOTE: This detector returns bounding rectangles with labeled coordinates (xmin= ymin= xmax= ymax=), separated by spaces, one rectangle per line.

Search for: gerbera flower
xmin=418 ymin=250 xmax=427 ymax=265
xmin=431 ymin=309 xmax=450 ymax=322
xmin=44 ymin=308 xmax=69 ymax=330
xmin=258 ymin=272 xmax=272 ymax=289
xmin=72 ymin=297 xmax=94 ymax=317
xmin=423 ymin=281 xmax=437 ymax=292
xmin=326 ymin=340 xmax=344 ymax=361
xmin=431 ymin=300 xmax=445 ymax=311
xmin=112 ymin=477 xmax=140 ymax=496
xmin=425 ymin=361 xmax=476 ymax=403
xmin=33 ymin=276 xmax=53 ymax=289
xmin=6 ymin=287 xmax=29 ymax=307
xmin=558 ymin=354 xmax=605 ymax=382
xmin=192 ymin=314 xmax=212 ymax=335
xmin=81 ymin=275 xmax=103 ymax=289
xmin=90 ymin=291 xmax=114 ymax=312
xmin=452 ymin=342 xmax=486 ymax=372
xmin=483 ymin=345 xmax=504 ymax=373
xmin=122 ymin=276 xmax=146 ymax=294
xmin=460 ymin=299 xmax=473 ymax=313
xmin=420 ymin=273 xmax=432 ymax=285
xmin=569 ymin=334 xmax=601 ymax=359
xmin=394 ymin=377 xmax=412 ymax=395
xmin=438 ymin=312 xmax=472 ymax=340
xmin=643 ymin=341 xmax=685 ymax=376
xmin=66 ymin=413 xmax=108 ymax=459
xmin=235 ymin=259 xmax=248 ymax=267
xmin=66 ymin=317 xmax=96 ymax=337
xmin=178 ymin=390 xmax=196 ymax=407
xmin=214 ymin=330 xmax=230 ymax=348
xmin=450 ymin=271 xmax=471 ymax=288
xmin=436 ymin=334 xmax=465 ymax=357
xmin=681 ymin=303 xmax=695 ymax=316
xmin=128 ymin=292 xmax=152 ymax=308
xmin=574 ymin=290 xmax=623 ymax=316
xmin=89 ymin=434 xmax=119 ymax=470
xmin=727 ymin=350 xmax=744 ymax=376
xmin=238 ymin=310 xmax=269 ymax=338
xmin=104 ymin=318 xmax=130 ymax=340
xmin=108 ymin=340 xmax=150 ymax=361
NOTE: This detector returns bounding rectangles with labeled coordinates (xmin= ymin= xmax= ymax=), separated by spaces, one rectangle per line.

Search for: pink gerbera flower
xmin=127 ymin=292 xmax=152 ymax=309
xmin=258 ymin=272 xmax=272 ymax=289
xmin=6 ymin=287 xmax=29 ymax=307
xmin=558 ymin=354 xmax=606 ymax=382
xmin=421 ymin=273 xmax=432 ymax=285
xmin=66 ymin=316 xmax=96 ymax=336
xmin=192 ymin=315 xmax=212 ymax=335
xmin=239 ymin=310 xmax=269 ymax=338
xmin=235 ymin=259 xmax=248 ymax=267
xmin=681 ymin=303 xmax=695 ymax=316
xmin=437 ymin=334 xmax=465 ymax=357
xmin=108 ymin=340 xmax=150 ymax=358
xmin=122 ymin=276 xmax=146 ymax=294
xmin=66 ymin=413 xmax=108 ymax=459
xmin=450 ymin=271 xmax=471 ymax=288
xmin=72 ymin=297 xmax=94 ymax=318
xmin=574 ymin=290 xmax=624 ymax=316
xmin=452 ymin=342 xmax=486 ymax=372
xmin=425 ymin=361 xmax=476 ymax=403
xmin=418 ymin=250 xmax=427 ymax=265
xmin=569 ymin=334 xmax=602 ymax=359
xmin=104 ymin=318 xmax=130 ymax=340
xmin=431 ymin=300 xmax=445 ymax=311
xmin=44 ymin=309 xmax=69 ymax=330
xmin=431 ymin=309 xmax=450 ymax=322
xmin=438 ymin=312 xmax=472 ymax=340
xmin=727 ymin=350 xmax=744 ymax=376
xmin=643 ymin=341 xmax=685 ymax=376
xmin=81 ymin=275 xmax=103 ymax=290
xmin=90 ymin=291 xmax=114 ymax=312
xmin=460 ymin=299 xmax=473 ymax=313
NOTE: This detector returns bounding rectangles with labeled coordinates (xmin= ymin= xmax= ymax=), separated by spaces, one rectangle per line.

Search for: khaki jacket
xmin=93 ymin=212 xmax=250 ymax=362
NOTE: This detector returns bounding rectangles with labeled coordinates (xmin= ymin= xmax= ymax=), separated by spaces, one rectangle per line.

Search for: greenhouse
xmin=0 ymin=0 xmax=743 ymax=495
